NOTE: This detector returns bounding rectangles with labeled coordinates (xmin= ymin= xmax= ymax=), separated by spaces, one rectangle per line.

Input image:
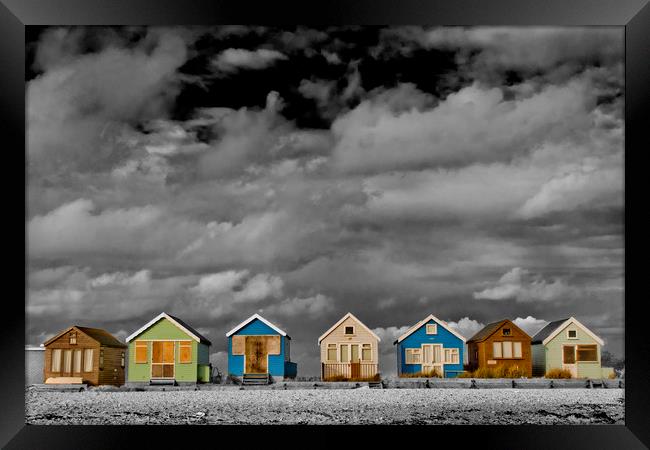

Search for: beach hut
xmin=318 ymin=312 xmax=380 ymax=381
xmin=25 ymin=345 xmax=45 ymax=385
xmin=42 ymin=326 xmax=127 ymax=386
xmin=531 ymin=317 xmax=611 ymax=378
xmin=466 ymin=319 xmax=532 ymax=377
xmin=394 ymin=314 xmax=466 ymax=378
xmin=126 ymin=312 xmax=212 ymax=385
xmin=226 ymin=313 xmax=297 ymax=383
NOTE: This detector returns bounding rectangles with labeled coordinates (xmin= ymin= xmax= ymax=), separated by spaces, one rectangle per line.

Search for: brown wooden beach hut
xmin=466 ymin=319 xmax=532 ymax=377
xmin=43 ymin=326 xmax=127 ymax=386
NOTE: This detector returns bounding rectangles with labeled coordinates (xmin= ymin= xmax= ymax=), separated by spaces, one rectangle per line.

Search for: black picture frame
xmin=3 ymin=0 xmax=648 ymax=448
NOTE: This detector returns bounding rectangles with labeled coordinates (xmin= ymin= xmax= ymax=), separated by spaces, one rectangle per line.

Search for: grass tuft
xmin=545 ymin=368 xmax=573 ymax=379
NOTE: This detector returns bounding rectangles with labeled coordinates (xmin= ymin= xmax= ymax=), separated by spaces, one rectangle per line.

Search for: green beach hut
xmin=126 ymin=312 xmax=212 ymax=385
xmin=531 ymin=316 xmax=612 ymax=378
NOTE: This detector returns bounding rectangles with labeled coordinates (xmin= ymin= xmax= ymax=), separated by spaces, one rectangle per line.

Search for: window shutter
xmin=231 ymin=335 xmax=245 ymax=355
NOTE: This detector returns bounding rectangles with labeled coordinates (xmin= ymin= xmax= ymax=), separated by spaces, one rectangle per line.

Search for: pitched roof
xmin=393 ymin=314 xmax=467 ymax=345
xmin=225 ymin=313 xmax=289 ymax=338
xmin=126 ymin=312 xmax=211 ymax=345
xmin=318 ymin=312 xmax=381 ymax=344
xmin=43 ymin=326 xmax=127 ymax=348
xmin=532 ymin=317 xmax=604 ymax=346
xmin=77 ymin=327 xmax=128 ymax=348
xmin=531 ymin=319 xmax=569 ymax=344
xmin=466 ymin=319 xmax=511 ymax=343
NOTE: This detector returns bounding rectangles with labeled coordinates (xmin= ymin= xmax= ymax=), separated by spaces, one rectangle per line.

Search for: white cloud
xmin=28 ymin=29 xmax=192 ymax=173
xmin=265 ymin=294 xmax=334 ymax=318
xmin=446 ymin=317 xmax=485 ymax=340
xmin=212 ymin=48 xmax=287 ymax=73
xmin=517 ymin=162 xmax=622 ymax=218
xmin=371 ymin=325 xmax=411 ymax=344
xmin=473 ymin=267 xmax=577 ymax=302
xmin=513 ymin=316 xmax=548 ymax=336
xmin=331 ymin=78 xmax=595 ymax=173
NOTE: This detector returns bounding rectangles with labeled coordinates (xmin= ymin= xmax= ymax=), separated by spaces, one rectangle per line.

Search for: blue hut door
xmin=422 ymin=344 xmax=443 ymax=376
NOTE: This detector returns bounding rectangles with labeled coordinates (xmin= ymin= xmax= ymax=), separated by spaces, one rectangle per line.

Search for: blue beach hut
xmin=226 ymin=313 xmax=297 ymax=382
xmin=394 ymin=314 xmax=466 ymax=378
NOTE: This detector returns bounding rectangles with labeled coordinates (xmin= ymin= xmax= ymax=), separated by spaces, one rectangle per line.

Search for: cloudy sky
xmin=26 ymin=26 xmax=624 ymax=376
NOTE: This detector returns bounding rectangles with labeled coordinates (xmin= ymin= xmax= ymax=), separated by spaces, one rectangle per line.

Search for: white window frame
xmin=444 ymin=348 xmax=459 ymax=364
xmin=426 ymin=324 xmax=437 ymax=335
xmin=405 ymin=348 xmax=422 ymax=364
xmin=326 ymin=343 xmax=338 ymax=362
xmin=567 ymin=329 xmax=578 ymax=340
xmin=361 ymin=344 xmax=372 ymax=362
xmin=344 ymin=325 xmax=355 ymax=336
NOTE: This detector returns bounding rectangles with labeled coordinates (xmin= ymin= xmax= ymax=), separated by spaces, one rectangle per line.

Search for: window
xmin=577 ymin=345 xmax=598 ymax=362
xmin=502 ymin=328 xmax=511 ymax=336
xmin=327 ymin=344 xmax=337 ymax=361
xmin=513 ymin=342 xmax=522 ymax=358
xmin=563 ymin=345 xmax=576 ymax=364
xmin=502 ymin=341 xmax=513 ymax=358
xmin=493 ymin=342 xmax=502 ymax=358
xmin=567 ymin=329 xmax=578 ymax=339
xmin=362 ymin=344 xmax=372 ymax=361
xmin=405 ymin=348 xmax=421 ymax=364
xmin=69 ymin=332 xmax=77 ymax=345
xmin=426 ymin=324 xmax=437 ymax=335
xmin=83 ymin=349 xmax=94 ymax=372
xmin=73 ymin=349 xmax=82 ymax=373
xmin=344 ymin=326 xmax=354 ymax=335
xmin=51 ymin=349 xmax=62 ymax=372
xmin=63 ymin=350 xmax=72 ymax=373
xmin=179 ymin=341 xmax=192 ymax=363
xmin=340 ymin=344 xmax=350 ymax=362
xmin=99 ymin=349 xmax=104 ymax=370
xmin=120 ymin=352 xmax=125 ymax=368
xmin=444 ymin=348 xmax=460 ymax=364
xmin=135 ymin=341 xmax=148 ymax=363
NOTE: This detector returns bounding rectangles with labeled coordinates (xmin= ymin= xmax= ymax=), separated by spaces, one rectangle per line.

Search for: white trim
xmin=317 ymin=312 xmax=381 ymax=344
xmin=566 ymin=329 xmax=578 ymax=339
xmin=126 ymin=312 xmax=202 ymax=343
xmin=541 ymin=317 xmax=604 ymax=346
xmin=225 ymin=313 xmax=287 ymax=337
xmin=395 ymin=314 xmax=467 ymax=344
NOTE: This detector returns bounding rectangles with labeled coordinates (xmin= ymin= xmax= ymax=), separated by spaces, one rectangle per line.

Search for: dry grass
xmin=608 ymin=371 xmax=618 ymax=379
xmin=399 ymin=369 xmax=442 ymax=378
xmin=545 ymin=368 xmax=573 ymax=379
xmin=457 ymin=366 xmax=527 ymax=378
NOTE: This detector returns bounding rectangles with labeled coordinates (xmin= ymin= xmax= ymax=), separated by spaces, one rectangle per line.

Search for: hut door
xmin=245 ymin=336 xmax=268 ymax=374
xmin=151 ymin=341 xmax=175 ymax=379
xmin=422 ymin=344 xmax=444 ymax=376
xmin=562 ymin=345 xmax=577 ymax=378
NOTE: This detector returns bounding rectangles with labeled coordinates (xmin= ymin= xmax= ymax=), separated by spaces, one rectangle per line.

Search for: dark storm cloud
xmin=26 ymin=26 xmax=624 ymax=375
